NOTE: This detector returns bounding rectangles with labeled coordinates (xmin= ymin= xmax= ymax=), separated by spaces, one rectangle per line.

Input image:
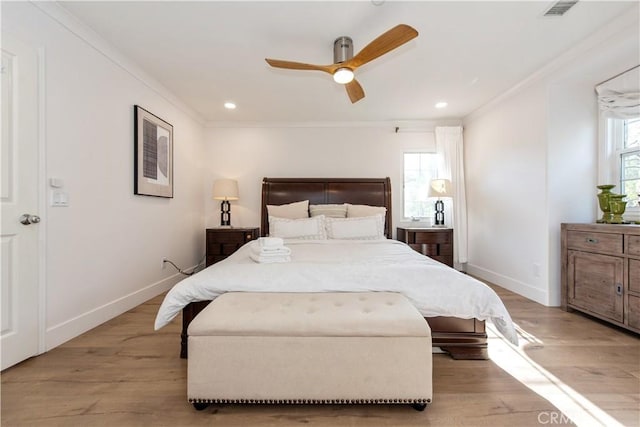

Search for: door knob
xmin=19 ymin=214 xmax=40 ymax=225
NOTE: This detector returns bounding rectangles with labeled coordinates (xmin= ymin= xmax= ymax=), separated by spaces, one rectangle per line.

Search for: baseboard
xmin=45 ymin=272 xmax=185 ymax=351
xmin=466 ymin=263 xmax=548 ymax=306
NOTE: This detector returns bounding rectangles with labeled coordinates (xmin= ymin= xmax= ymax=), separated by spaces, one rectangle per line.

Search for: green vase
xmin=609 ymin=194 xmax=627 ymax=224
xmin=597 ymin=185 xmax=616 ymax=223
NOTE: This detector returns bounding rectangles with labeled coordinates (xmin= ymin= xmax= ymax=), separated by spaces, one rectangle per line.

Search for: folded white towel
xmin=250 ymin=252 xmax=291 ymax=264
xmin=258 ymin=237 xmax=284 ymax=248
xmin=250 ymin=241 xmax=291 ymax=256
xmin=258 ymin=246 xmax=291 ymax=254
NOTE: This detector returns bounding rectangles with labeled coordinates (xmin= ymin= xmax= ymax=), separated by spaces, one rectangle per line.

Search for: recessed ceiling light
xmin=224 ymin=102 xmax=237 ymax=110
xmin=435 ymin=102 xmax=448 ymax=109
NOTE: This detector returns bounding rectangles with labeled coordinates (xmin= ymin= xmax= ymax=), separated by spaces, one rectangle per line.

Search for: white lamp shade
xmin=212 ymin=179 xmax=239 ymax=201
xmin=428 ymin=178 xmax=453 ymax=198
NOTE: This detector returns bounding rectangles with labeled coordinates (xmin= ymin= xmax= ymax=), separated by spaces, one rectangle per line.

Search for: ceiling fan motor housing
xmin=334 ymin=36 xmax=354 ymax=63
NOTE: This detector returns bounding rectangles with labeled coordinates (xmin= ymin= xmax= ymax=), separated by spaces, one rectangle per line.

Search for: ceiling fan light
xmin=333 ymin=68 xmax=354 ymax=84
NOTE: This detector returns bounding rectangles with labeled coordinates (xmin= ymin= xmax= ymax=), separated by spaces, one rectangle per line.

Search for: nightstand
xmin=397 ymin=227 xmax=454 ymax=268
xmin=206 ymin=227 xmax=260 ymax=267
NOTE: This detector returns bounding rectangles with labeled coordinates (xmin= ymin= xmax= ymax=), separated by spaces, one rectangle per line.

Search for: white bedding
xmin=154 ymin=239 xmax=518 ymax=345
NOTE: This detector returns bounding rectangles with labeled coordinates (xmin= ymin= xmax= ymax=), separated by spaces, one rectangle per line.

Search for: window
xmin=607 ymin=117 xmax=640 ymax=214
xmin=403 ymin=152 xmax=438 ymax=220
xmin=620 ymin=118 xmax=640 ymax=207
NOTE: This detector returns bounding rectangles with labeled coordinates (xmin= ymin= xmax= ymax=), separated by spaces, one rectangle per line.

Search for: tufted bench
xmin=187 ymin=292 xmax=432 ymax=411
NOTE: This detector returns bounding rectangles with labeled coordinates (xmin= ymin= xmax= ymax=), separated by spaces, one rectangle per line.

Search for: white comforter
xmin=154 ymin=239 xmax=518 ymax=345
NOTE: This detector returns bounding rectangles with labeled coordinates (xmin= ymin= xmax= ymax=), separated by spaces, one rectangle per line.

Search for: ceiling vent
xmin=543 ymin=0 xmax=579 ymax=17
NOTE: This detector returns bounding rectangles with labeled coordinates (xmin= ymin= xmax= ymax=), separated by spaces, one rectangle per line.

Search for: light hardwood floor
xmin=1 ymin=285 xmax=638 ymax=426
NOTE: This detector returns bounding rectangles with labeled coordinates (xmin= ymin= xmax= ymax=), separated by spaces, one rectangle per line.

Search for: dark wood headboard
xmin=261 ymin=177 xmax=392 ymax=238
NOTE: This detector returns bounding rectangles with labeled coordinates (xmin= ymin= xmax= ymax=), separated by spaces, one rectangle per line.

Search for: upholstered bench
xmin=187 ymin=292 xmax=432 ymax=411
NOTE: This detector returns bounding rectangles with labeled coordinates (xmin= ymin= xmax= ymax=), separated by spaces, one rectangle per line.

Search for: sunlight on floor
xmin=487 ymin=323 xmax=624 ymax=427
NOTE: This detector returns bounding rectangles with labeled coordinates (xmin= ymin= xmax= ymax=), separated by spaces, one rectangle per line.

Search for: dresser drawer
xmin=626 ymin=235 xmax=640 ymax=257
xmin=414 ymin=231 xmax=451 ymax=244
xmin=566 ymin=230 xmax=622 ymax=254
xmin=208 ymin=230 xmax=252 ymax=244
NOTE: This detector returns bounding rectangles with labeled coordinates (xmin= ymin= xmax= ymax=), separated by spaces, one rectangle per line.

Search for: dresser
xmin=205 ymin=227 xmax=260 ymax=267
xmin=561 ymin=223 xmax=640 ymax=333
xmin=397 ymin=227 xmax=454 ymax=268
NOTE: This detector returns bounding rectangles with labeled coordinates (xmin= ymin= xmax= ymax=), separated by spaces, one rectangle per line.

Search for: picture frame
xmin=134 ymin=105 xmax=173 ymax=198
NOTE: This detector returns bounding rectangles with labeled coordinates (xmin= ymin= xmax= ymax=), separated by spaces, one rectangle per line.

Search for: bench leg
xmin=412 ymin=403 xmax=427 ymax=411
xmin=193 ymin=402 xmax=209 ymax=411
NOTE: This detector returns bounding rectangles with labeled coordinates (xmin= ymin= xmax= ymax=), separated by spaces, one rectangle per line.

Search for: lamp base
xmin=220 ymin=200 xmax=231 ymax=227
xmin=434 ymin=199 xmax=445 ymax=226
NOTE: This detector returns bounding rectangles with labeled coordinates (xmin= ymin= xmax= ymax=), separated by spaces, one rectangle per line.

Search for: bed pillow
xmin=346 ymin=203 xmax=387 ymax=218
xmin=269 ymin=215 xmax=327 ymax=240
xmin=325 ymin=214 xmax=385 ymax=240
xmin=266 ymin=200 xmax=309 ymax=219
xmin=309 ymin=203 xmax=348 ymax=218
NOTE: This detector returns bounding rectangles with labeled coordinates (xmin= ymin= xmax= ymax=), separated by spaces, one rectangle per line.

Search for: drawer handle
xmin=246 ymin=234 xmax=253 ymax=240
xmin=615 ymin=283 xmax=623 ymax=296
xmin=585 ymin=237 xmax=599 ymax=244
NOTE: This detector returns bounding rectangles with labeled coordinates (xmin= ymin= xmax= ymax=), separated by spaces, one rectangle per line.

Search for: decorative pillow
xmin=269 ymin=215 xmax=327 ymax=240
xmin=266 ymin=200 xmax=309 ymax=219
xmin=346 ymin=203 xmax=387 ymax=218
xmin=325 ymin=214 xmax=385 ymax=240
xmin=309 ymin=203 xmax=348 ymax=218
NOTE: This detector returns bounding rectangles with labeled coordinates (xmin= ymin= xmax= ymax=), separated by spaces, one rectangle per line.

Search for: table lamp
xmin=428 ymin=178 xmax=452 ymax=226
xmin=212 ymin=179 xmax=239 ymax=227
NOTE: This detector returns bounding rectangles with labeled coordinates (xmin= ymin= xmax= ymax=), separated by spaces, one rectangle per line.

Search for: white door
xmin=1 ymin=34 xmax=41 ymax=370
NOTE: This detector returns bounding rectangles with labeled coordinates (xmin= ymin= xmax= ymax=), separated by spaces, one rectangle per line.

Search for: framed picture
xmin=134 ymin=105 xmax=173 ymax=198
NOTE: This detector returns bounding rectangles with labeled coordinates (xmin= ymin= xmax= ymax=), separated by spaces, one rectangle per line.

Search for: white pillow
xmin=309 ymin=204 xmax=347 ymax=218
xmin=325 ymin=214 xmax=385 ymax=240
xmin=269 ymin=215 xmax=327 ymax=240
xmin=346 ymin=203 xmax=387 ymax=218
xmin=266 ymin=200 xmax=309 ymax=219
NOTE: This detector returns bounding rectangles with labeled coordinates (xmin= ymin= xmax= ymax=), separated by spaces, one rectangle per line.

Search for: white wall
xmin=464 ymin=83 xmax=549 ymax=303
xmin=463 ymin=9 xmax=639 ymax=306
xmin=3 ymin=3 xmax=206 ymax=350
xmin=203 ymin=125 xmax=447 ymax=235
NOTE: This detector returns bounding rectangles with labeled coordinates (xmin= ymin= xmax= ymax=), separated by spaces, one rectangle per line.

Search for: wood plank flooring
xmin=1 ymin=284 xmax=638 ymax=426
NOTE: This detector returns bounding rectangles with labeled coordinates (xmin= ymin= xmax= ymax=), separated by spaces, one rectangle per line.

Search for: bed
xmin=155 ymin=177 xmax=517 ymax=360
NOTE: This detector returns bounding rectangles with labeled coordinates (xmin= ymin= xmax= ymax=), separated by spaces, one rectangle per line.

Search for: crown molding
xmin=32 ymin=1 xmax=206 ymax=126
xmin=205 ymin=119 xmax=462 ymax=129
xmin=463 ymin=4 xmax=639 ymax=124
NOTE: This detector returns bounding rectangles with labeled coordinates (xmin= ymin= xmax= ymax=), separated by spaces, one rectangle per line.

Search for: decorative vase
xmin=609 ymin=194 xmax=627 ymax=224
xmin=597 ymin=185 xmax=616 ymax=223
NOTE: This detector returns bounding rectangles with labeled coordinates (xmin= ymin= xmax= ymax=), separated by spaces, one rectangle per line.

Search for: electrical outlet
xmin=161 ymin=258 xmax=167 ymax=269
xmin=533 ymin=263 xmax=541 ymax=278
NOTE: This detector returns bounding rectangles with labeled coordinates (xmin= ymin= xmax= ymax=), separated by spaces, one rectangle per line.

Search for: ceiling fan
xmin=265 ymin=24 xmax=419 ymax=104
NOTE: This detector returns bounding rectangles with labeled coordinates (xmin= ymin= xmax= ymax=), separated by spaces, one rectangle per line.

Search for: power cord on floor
xmin=163 ymin=254 xmax=206 ymax=276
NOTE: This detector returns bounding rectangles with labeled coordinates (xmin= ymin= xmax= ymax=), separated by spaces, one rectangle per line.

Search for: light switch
xmin=51 ymin=190 xmax=69 ymax=207
xmin=49 ymin=178 xmax=64 ymax=188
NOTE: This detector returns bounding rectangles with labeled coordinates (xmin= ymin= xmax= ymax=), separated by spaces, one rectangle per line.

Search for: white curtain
xmin=595 ymin=65 xmax=640 ymax=119
xmin=435 ymin=126 xmax=468 ymax=267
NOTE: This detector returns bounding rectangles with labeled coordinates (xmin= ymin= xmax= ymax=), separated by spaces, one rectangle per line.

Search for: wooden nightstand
xmin=206 ymin=227 xmax=260 ymax=267
xmin=397 ymin=227 xmax=454 ymax=268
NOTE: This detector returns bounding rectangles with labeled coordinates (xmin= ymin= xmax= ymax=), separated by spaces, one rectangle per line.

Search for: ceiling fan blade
xmin=345 ymin=79 xmax=365 ymax=103
xmin=346 ymin=24 xmax=418 ymax=69
xmin=265 ymin=58 xmax=335 ymax=74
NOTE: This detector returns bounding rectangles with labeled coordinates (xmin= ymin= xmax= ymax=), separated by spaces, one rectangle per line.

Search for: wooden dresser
xmin=205 ymin=227 xmax=260 ymax=267
xmin=561 ymin=223 xmax=640 ymax=333
xmin=397 ymin=227 xmax=453 ymax=268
